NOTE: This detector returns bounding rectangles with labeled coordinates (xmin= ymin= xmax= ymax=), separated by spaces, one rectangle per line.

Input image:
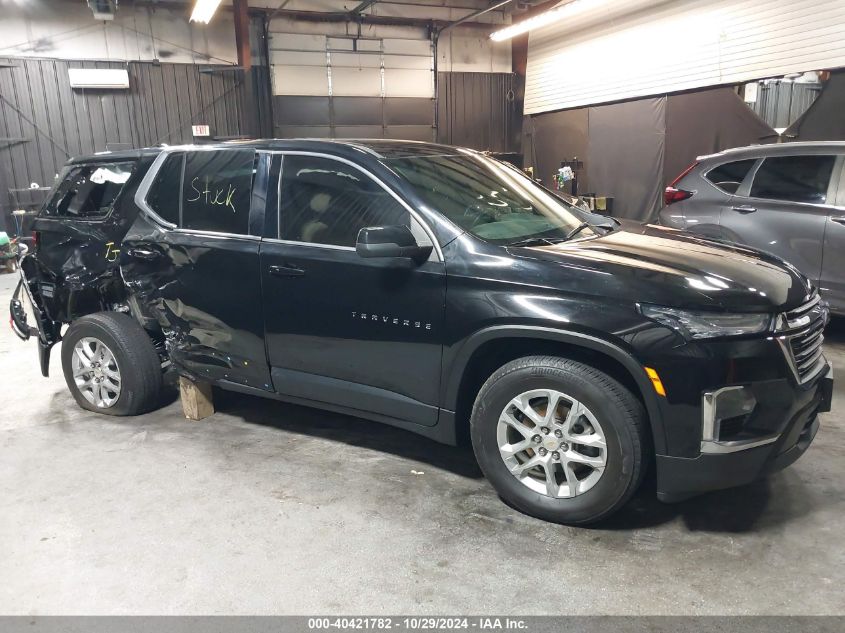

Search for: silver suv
xmin=657 ymin=142 xmax=845 ymax=313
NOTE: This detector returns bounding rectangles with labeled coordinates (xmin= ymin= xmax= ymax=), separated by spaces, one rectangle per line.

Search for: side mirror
xmin=356 ymin=225 xmax=433 ymax=261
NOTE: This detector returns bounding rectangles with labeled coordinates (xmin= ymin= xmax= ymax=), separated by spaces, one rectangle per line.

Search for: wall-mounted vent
xmin=68 ymin=68 xmax=130 ymax=90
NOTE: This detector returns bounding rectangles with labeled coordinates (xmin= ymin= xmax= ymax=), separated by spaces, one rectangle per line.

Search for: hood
xmin=510 ymin=223 xmax=813 ymax=313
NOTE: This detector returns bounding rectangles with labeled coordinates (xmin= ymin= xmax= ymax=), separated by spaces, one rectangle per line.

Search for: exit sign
xmin=192 ymin=124 xmax=210 ymax=137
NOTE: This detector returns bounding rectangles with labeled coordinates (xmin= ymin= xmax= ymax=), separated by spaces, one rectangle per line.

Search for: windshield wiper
xmin=566 ymin=220 xmax=618 ymax=241
xmin=508 ymin=236 xmax=568 ymax=247
xmin=510 ymin=219 xmax=618 ymax=248
xmin=565 ymin=222 xmax=592 ymax=240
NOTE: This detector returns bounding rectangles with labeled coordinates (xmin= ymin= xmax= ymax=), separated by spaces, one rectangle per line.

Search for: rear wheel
xmin=470 ymin=355 xmax=647 ymax=525
xmin=61 ymin=312 xmax=162 ymax=416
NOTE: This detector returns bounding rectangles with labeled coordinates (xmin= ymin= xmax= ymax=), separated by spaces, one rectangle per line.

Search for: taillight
xmin=664 ymin=187 xmax=694 ymax=206
xmin=32 ymin=231 xmax=39 ymax=251
xmin=664 ymin=161 xmax=698 ymax=206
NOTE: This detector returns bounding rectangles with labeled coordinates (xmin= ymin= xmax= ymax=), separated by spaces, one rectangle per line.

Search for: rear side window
xmin=181 ymin=150 xmax=255 ymax=235
xmin=750 ymin=155 xmax=836 ymax=204
xmin=147 ymin=153 xmax=184 ymax=225
xmin=44 ymin=161 xmax=134 ymax=218
xmin=705 ymin=159 xmax=756 ymax=194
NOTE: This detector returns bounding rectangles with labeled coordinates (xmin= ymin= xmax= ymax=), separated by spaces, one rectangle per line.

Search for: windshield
xmin=387 ymin=152 xmax=596 ymax=245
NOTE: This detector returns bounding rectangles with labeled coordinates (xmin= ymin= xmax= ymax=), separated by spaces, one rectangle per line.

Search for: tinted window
xmin=705 ymin=159 xmax=756 ymax=194
xmin=181 ymin=149 xmax=255 ymax=234
xmin=389 ymin=153 xmax=593 ymax=245
xmin=279 ymin=155 xmax=409 ymax=247
xmin=750 ymin=155 xmax=835 ymax=203
xmin=44 ymin=161 xmax=134 ymax=218
xmin=147 ymin=153 xmax=183 ymax=225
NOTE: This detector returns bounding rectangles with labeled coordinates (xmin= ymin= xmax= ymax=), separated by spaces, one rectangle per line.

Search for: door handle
xmin=731 ymin=205 xmax=757 ymax=214
xmin=268 ymin=264 xmax=305 ymax=277
xmin=126 ymin=247 xmax=160 ymax=261
xmin=831 ymin=216 xmax=845 ymax=226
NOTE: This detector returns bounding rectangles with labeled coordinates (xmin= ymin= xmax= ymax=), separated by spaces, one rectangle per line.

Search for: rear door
xmin=696 ymin=158 xmax=758 ymax=236
xmin=721 ymin=154 xmax=837 ymax=284
xmin=122 ymin=148 xmax=273 ymax=391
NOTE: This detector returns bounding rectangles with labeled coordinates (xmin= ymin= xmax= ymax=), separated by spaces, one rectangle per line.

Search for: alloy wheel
xmin=71 ymin=337 xmax=122 ymax=409
xmin=497 ymin=389 xmax=607 ymax=498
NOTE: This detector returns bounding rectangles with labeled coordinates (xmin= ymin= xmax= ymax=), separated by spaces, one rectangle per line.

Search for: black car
xmin=10 ymin=140 xmax=833 ymax=525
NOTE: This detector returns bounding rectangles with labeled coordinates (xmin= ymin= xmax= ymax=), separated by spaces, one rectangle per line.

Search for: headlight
xmin=640 ymin=305 xmax=772 ymax=340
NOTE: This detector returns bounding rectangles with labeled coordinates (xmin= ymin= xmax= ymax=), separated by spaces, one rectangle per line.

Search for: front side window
xmin=705 ymin=159 xmax=756 ymax=194
xmin=44 ymin=161 xmax=134 ymax=218
xmin=181 ymin=149 xmax=255 ymax=234
xmin=279 ymin=155 xmax=410 ymax=247
xmin=749 ymin=155 xmax=835 ymax=204
xmin=388 ymin=152 xmax=594 ymax=245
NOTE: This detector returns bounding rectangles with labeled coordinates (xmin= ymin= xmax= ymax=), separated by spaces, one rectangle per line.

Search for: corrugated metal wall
xmin=0 ymin=57 xmax=250 ymax=225
xmin=436 ymin=72 xmax=517 ymax=153
xmin=751 ymin=80 xmax=823 ymax=129
xmin=129 ymin=62 xmax=248 ymax=146
xmin=525 ymin=0 xmax=845 ymax=114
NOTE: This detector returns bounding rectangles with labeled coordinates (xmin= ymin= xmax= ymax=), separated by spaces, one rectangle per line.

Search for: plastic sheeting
xmin=586 ymin=98 xmax=666 ymax=221
xmin=664 ymin=87 xmax=775 ymax=188
xmin=524 ymin=108 xmax=589 ymax=193
xmin=785 ymin=70 xmax=845 ymax=141
xmin=524 ymin=85 xmax=787 ymax=222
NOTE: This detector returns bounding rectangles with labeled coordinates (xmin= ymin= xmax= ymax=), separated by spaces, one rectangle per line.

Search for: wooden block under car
xmin=179 ymin=377 xmax=214 ymax=420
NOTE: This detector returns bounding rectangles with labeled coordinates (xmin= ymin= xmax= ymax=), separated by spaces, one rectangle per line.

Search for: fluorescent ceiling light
xmin=490 ymin=0 xmax=608 ymax=41
xmin=191 ymin=0 xmax=223 ymax=24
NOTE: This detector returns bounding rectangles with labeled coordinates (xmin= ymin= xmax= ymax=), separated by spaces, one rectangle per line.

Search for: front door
xmin=819 ymin=156 xmax=845 ymax=312
xmin=260 ymin=153 xmax=446 ymax=426
xmin=721 ymin=154 xmax=837 ymax=285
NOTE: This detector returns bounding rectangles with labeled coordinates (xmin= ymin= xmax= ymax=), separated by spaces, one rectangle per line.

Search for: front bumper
xmin=655 ymin=363 xmax=832 ymax=502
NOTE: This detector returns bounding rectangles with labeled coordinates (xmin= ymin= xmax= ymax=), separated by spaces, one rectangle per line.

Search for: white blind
xmin=525 ymin=0 xmax=845 ymax=114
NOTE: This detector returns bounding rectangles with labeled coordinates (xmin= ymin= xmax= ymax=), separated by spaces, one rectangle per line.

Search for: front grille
xmin=782 ymin=295 xmax=827 ymax=383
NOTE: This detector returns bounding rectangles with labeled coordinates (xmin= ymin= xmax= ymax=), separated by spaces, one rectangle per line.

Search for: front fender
xmin=441 ymin=325 xmax=667 ymax=454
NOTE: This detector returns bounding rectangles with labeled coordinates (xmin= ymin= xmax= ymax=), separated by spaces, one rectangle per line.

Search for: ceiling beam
xmin=437 ymin=0 xmax=515 ymax=35
xmin=349 ymin=0 xmax=380 ymax=16
xmin=232 ymin=0 xmax=251 ymax=69
xmin=265 ymin=8 xmax=496 ymax=31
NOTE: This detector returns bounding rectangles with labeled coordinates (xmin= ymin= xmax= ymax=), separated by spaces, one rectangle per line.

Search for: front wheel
xmin=470 ymin=356 xmax=648 ymax=525
xmin=61 ymin=312 xmax=163 ymax=416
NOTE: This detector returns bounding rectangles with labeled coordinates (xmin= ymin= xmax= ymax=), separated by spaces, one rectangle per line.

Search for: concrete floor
xmin=1 ymin=271 xmax=844 ymax=616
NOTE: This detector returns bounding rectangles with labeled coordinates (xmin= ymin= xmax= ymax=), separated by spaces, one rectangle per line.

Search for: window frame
xmin=741 ymin=153 xmax=841 ymax=207
xmin=701 ymin=158 xmax=758 ymax=196
xmin=136 ymin=146 xmax=262 ymax=241
xmin=145 ymin=152 xmax=185 ymax=227
xmin=43 ymin=160 xmax=137 ymax=223
xmin=268 ymin=151 xmax=442 ymax=262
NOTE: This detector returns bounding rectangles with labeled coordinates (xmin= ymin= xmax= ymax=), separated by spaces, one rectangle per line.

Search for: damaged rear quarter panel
xmin=30 ymin=157 xmax=153 ymax=322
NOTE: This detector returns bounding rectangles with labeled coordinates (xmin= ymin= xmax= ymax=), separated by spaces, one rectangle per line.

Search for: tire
xmin=470 ymin=355 xmax=648 ymax=525
xmin=61 ymin=312 xmax=163 ymax=416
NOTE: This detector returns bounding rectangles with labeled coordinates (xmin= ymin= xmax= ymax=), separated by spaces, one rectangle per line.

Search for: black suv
xmin=10 ymin=140 xmax=833 ymax=525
